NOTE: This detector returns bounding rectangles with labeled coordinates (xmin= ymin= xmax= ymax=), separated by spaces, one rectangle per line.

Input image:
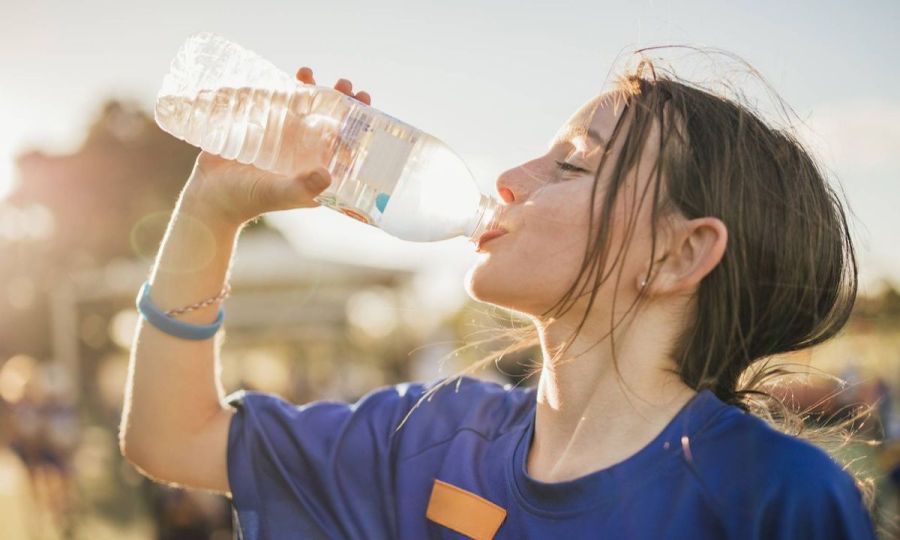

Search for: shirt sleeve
xmin=760 ymin=464 xmax=877 ymax=540
xmin=224 ymin=382 xmax=429 ymax=540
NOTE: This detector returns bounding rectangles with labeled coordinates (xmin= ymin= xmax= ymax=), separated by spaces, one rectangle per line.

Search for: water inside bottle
xmin=156 ymin=85 xmax=487 ymax=242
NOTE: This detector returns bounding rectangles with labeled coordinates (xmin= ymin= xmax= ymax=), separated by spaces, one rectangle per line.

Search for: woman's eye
xmin=554 ymin=160 xmax=589 ymax=174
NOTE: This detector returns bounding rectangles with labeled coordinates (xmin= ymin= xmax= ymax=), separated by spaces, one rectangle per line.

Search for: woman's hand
xmin=181 ymin=68 xmax=372 ymax=227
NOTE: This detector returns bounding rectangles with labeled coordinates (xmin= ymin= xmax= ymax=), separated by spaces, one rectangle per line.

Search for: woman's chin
xmin=464 ymin=264 xmax=519 ymax=309
xmin=464 ymin=263 xmax=500 ymax=304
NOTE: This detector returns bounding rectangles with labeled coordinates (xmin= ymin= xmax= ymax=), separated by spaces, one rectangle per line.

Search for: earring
xmin=640 ymin=279 xmax=648 ymax=289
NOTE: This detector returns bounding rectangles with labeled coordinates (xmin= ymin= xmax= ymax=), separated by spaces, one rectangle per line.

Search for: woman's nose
xmin=497 ymin=185 xmax=516 ymax=203
xmin=495 ymin=159 xmax=545 ymax=204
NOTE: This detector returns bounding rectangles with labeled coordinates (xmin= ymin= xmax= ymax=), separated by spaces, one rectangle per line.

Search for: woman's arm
xmin=118 ymin=68 xmax=371 ymax=495
xmin=118 ymin=179 xmax=241 ymax=495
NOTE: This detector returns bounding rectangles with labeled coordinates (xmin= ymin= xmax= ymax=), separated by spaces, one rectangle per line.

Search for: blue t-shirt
xmin=224 ymin=376 xmax=876 ymax=539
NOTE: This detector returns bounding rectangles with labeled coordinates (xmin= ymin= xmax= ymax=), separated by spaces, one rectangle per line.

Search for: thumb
xmin=285 ymin=167 xmax=332 ymax=205
xmin=306 ymin=167 xmax=332 ymax=193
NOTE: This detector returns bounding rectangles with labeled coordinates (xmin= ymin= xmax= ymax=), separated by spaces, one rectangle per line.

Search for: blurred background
xmin=1 ymin=0 xmax=898 ymax=538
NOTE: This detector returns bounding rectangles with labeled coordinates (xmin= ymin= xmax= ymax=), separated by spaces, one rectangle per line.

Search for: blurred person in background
xmin=0 ymin=355 xmax=68 ymax=539
xmin=0 ymin=394 xmax=42 ymax=539
xmin=875 ymin=377 xmax=900 ymax=528
xmin=149 ymin=483 xmax=232 ymax=540
xmin=120 ymin=52 xmax=881 ymax=539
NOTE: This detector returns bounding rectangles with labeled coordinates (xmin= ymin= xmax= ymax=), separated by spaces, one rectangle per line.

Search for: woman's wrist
xmin=148 ymin=188 xmax=242 ymax=325
xmin=179 ymin=176 xmax=248 ymax=233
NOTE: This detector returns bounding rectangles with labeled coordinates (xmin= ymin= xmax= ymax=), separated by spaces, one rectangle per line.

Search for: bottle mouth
xmin=466 ymin=194 xmax=500 ymax=243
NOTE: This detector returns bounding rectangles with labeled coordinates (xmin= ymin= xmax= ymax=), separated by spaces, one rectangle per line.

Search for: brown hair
xmin=402 ymin=48 xmax=877 ymax=510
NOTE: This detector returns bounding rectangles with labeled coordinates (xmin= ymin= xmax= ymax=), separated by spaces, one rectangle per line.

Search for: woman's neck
xmin=527 ymin=311 xmax=696 ymax=483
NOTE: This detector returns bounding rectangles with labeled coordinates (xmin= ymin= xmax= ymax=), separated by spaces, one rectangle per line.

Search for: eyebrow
xmin=586 ymin=129 xmax=607 ymax=146
xmin=557 ymin=126 xmax=608 ymax=149
xmin=579 ymin=127 xmax=608 ymax=147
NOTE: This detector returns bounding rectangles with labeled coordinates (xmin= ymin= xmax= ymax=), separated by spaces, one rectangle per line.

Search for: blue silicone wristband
xmin=136 ymin=281 xmax=224 ymax=341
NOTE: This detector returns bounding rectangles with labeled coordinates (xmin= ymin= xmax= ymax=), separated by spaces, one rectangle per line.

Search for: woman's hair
xmin=401 ymin=48 xmax=877 ymax=508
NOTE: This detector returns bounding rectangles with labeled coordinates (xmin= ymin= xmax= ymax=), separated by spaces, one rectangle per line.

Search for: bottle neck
xmin=465 ymin=194 xmax=500 ymax=243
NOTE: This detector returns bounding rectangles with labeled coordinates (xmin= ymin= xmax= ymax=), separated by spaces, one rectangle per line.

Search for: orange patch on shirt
xmin=425 ymin=479 xmax=507 ymax=539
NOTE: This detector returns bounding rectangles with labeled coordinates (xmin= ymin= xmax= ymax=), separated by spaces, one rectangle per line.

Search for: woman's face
xmin=465 ymin=91 xmax=662 ymax=322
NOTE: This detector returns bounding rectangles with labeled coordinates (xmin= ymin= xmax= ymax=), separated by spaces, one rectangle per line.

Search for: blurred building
xmin=63 ymin=224 xmax=418 ymax=410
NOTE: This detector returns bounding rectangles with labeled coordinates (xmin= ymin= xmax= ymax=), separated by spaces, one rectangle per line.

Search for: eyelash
xmin=555 ymin=160 xmax=589 ymax=174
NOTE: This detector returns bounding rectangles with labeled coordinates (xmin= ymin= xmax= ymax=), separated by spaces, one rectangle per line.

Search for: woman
xmin=120 ymin=58 xmax=878 ymax=539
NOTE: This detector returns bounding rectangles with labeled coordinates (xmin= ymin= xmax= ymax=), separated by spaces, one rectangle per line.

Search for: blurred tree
xmin=0 ymin=99 xmax=267 ymax=360
xmin=849 ymin=280 xmax=900 ymax=330
xmin=13 ymin=100 xmax=233 ymax=261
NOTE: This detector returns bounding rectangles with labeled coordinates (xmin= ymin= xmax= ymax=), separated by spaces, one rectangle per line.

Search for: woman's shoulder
xmin=395 ymin=375 xmax=536 ymax=430
xmin=688 ymin=404 xmax=876 ymax=537
xmin=697 ymin=405 xmax=852 ymax=480
xmin=358 ymin=375 xmax=534 ymax=457
xmin=228 ymin=375 xmax=535 ymax=442
xmin=688 ymin=403 xmax=868 ymax=523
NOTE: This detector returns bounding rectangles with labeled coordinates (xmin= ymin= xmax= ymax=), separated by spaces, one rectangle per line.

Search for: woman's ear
xmin=644 ymin=217 xmax=727 ymax=296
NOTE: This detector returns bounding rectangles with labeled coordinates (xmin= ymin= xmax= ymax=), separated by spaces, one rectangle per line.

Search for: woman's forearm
xmin=119 ymin=181 xmax=243 ymax=464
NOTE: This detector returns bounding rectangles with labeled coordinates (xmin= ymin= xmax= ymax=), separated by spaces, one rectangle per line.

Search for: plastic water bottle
xmin=154 ymin=32 xmax=499 ymax=243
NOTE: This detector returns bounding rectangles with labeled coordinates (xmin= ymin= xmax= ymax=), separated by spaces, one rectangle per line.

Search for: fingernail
xmin=309 ymin=172 xmax=330 ymax=191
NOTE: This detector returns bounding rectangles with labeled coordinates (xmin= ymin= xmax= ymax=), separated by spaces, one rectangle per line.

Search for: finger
xmin=296 ymin=67 xmax=316 ymax=85
xmin=354 ymin=91 xmax=371 ymax=105
xmin=268 ymin=167 xmax=331 ymax=210
xmin=334 ymin=78 xmax=353 ymax=95
xmin=295 ymin=167 xmax=332 ymax=201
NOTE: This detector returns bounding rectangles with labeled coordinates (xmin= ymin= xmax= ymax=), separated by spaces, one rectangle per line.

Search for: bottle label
xmin=332 ymin=111 xmax=372 ymax=180
xmin=358 ymin=129 xmax=415 ymax=195
xmin=339 ymin=111 xmax=371 ymax=146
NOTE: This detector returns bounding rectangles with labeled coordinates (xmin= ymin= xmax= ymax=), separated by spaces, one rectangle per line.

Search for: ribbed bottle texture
xmin=155 ymin=32 xmax=498 ymax=243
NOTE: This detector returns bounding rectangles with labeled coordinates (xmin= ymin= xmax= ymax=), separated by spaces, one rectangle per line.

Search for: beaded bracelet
xmin=135 ymin=281 xmax=228 ymax=341
xmin=165 ymin=283 xmax=232 ymax=316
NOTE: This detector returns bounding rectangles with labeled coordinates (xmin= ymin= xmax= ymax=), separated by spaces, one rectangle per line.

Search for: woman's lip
xmin=476 ymin=229 xmax=508 ymax=251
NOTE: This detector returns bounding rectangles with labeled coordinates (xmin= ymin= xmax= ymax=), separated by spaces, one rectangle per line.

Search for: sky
xmin=1 ymin=0 xmax=898 ymax=297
